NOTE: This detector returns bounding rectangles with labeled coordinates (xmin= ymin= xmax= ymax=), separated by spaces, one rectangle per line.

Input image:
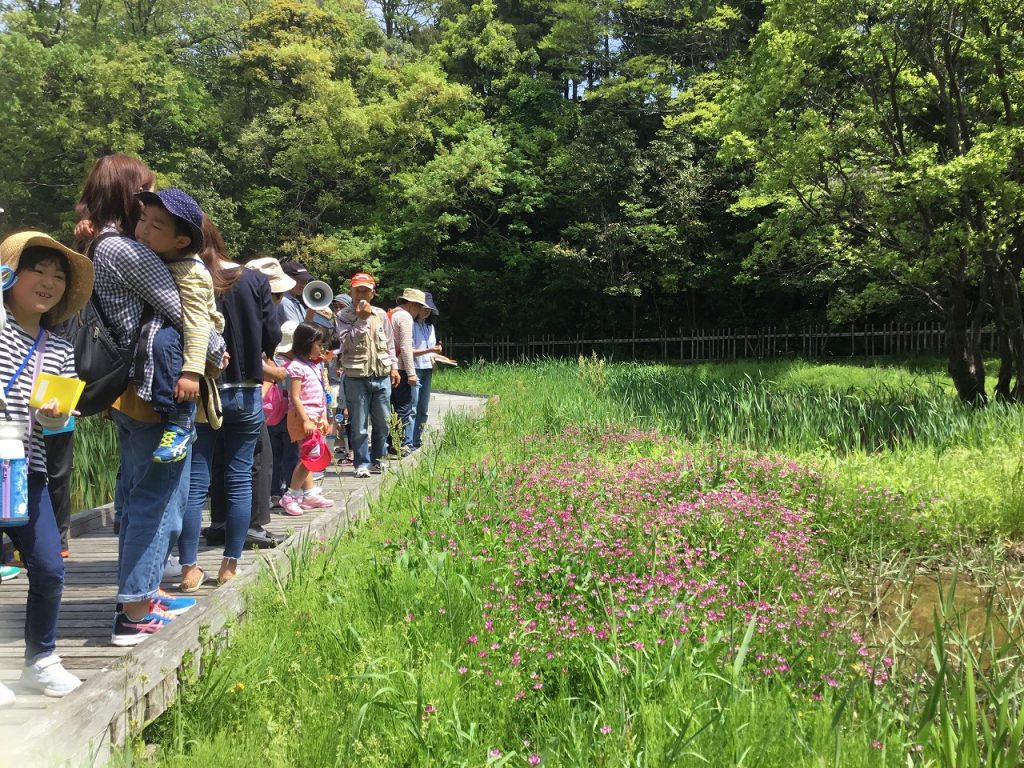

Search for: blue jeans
xmin=180 ymin=387 xmax=263 ymax=563
xmin=150 ymin=325 xmax=195 ymax=430
xmin=344 ymin=375 xmax=391 ymax=470
xmin=412 ymin=367 xmax=433 ymax=447
xmin=113 ymin=409 xmax=190 ymax=603
xmin=268 ymin=418 xmax=297 ymax=496
xmin=5 ymin=473 xmax=63 ymax=662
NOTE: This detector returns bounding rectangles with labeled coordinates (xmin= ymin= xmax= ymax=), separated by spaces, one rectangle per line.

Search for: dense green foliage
xmin=141 ymin=360 xmax=1024 ymax=766
xmin=3 ymin=0 xmax=1024 ymax=399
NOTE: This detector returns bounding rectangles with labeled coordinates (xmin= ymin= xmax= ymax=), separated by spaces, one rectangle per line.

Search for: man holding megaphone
xmin=279 ymin=261 xmax=313 ymax=325
xmin=337 ymin=272 xmax=399 ymax=479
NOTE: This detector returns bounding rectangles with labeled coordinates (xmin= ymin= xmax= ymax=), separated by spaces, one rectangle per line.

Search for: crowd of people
xmin=0 ymin=154 xmax=446 ymax=707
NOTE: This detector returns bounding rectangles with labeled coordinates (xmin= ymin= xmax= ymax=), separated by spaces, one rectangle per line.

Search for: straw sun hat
xmin=0 ymin=231 xmax=94 ymax=325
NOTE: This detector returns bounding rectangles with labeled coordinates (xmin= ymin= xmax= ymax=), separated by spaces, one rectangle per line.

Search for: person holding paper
xmin=0 ymin=231 xmax=94 ymax=705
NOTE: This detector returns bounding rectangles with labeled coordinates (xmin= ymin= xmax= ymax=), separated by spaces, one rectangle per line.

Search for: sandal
xmin=179 ymin=567 xmax=208 ymax=593
xmin=217 ymin=567 xmax=242 ymax=587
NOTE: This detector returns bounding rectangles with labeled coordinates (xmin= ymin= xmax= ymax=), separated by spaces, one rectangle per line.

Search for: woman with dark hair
xmin=177 ymin=216 xmax=281 ymax=590
xmin=75 ymin=154 xmax=224 ymax=645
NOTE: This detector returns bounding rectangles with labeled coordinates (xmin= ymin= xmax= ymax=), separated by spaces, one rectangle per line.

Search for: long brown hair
xmin=198 ymin=215 xmax=242 ymax=296
xmin=73 ymin=154 xmax=155 ymax=251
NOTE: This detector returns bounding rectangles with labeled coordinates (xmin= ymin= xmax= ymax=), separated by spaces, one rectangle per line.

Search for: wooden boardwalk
xmin=0 ymin=392 xmax=488 ymax=767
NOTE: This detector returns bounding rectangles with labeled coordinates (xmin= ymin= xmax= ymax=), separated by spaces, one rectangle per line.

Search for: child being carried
xmin=134 ymin=189 xmax=224 ymax=463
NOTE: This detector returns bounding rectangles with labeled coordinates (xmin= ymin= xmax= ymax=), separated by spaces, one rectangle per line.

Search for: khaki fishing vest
xmin=342 ymin=308 xmax=392 ymax=378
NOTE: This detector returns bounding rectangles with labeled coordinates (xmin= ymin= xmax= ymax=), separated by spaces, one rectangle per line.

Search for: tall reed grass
xmin=71 ymin=415 xmax=118 ymax=512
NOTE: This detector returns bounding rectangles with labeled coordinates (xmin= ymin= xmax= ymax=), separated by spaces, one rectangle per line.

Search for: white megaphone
xmin=302 ymin=280 xmax=333 ymax=310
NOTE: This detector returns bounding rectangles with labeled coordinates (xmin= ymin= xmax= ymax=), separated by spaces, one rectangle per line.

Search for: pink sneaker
xmin=299 ymin=493 xmax=334 ymax=510
xmin=279 ymin=494 xmax=305 ymax=516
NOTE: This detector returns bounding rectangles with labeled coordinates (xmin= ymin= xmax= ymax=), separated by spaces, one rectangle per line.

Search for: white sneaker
xmin=21 ymin=654 xmax=82 ymax=697
xmin=0 ymin=680 xmax=15 ymax=708
xmin=354 ymin=466 xmax=371 ymax=479
xmin=162 ymin=555 xmax=182 ymax=580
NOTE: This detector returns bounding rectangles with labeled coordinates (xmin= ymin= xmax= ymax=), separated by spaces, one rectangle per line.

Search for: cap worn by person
xmin=423 ymin=291 xmax=439 ymax=316
xmin=333 ymin=293 xmax=353 ymax=309
xmin=277 ymin=320 xmax=299 ymax=354
xmin=350 ymin=272 xmax=376 ymax=290
xmin=246 ymin=256 xmax=297 ymax=294
xmin=0 ymin=231 xmax=95 ymax=325
xmin=136 ymin=188 xmax=205 ymax=253
xmin=399 ymin=288 xmax=426 ymax=307
xmin=281 ymin=261 xmax=313 ymax=284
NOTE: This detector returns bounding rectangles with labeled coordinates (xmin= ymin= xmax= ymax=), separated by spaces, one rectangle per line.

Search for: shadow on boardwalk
xmin=0 ymin=392 xmax=487 ymax=767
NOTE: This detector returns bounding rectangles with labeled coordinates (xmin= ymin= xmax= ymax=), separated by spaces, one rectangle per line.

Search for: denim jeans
xmin=390 ymin=370 xmax=420 ymax=450
xmin=344 ymin=375 xmax=391 ymax=470
xmin=181 ymin=386 xmax=263 ymax=563
xmin=5 ymin=473 xmax=63 ymax=662
xmin=211 ymin=421 xmax=271 ymax=528
xmin=150 ymin=325 xmax=195 ymax=430
xmin=112 ymin=409 xmax=190 ymax=603
xmin=412 ymin=367 xmax=433 ymax=447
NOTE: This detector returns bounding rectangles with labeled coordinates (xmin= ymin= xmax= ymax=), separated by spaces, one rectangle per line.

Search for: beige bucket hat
xmin=246 ymin=257 xmax=297 ymax=294
xmin=399 ymin=288 xmax=426 ymax=306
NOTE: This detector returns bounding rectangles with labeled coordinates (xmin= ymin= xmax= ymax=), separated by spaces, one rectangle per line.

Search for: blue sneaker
xmin=152 ymin=588 xmax=196 ymax=616
xmin=152 ymin=425 xmax=194 ymax=463
xmin=0 ymin=564 xmax=22 ymax=583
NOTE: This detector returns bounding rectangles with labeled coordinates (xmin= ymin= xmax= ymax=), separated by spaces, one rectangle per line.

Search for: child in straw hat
xmin=0 ymin=231 xmax=94 ymax=705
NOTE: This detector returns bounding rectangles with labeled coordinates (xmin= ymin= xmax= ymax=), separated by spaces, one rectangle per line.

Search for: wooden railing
xmin=440 ymin=322 xmax=998 ymax=363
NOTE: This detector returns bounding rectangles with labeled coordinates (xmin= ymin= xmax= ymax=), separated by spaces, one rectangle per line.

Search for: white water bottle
xmin=0 ymin=423 xmax=28 ymax=527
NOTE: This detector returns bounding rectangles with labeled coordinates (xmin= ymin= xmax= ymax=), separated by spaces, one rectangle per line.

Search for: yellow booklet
xmin=29 ymin=373 xmax=86 ymax=413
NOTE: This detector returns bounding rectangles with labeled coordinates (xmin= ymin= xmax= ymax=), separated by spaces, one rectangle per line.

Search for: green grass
xmin=136 ymin=358 xmax=1024 ymax=767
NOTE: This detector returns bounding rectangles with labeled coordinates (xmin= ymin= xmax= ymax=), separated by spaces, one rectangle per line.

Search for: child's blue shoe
xmin=152 ymin=424 xmax=194 ymax=463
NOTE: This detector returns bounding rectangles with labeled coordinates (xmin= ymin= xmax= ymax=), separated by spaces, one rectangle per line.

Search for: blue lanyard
xmin=4 ymin=329 xmax=43 ymax=397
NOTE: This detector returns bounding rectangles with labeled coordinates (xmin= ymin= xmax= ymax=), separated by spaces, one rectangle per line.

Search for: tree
xmin=721 ymin=0 xmax=1024 ymax=402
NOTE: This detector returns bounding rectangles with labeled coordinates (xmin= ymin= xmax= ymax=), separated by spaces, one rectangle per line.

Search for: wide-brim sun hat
xmin=300 ymin=431 xmax=332 ymax=472
xmin=277 ymin=320 xmax=299 ymax=354
xmin=0 ymin=231 xmax=95 ymax=325
xmin=399 ymin=288 xmax=426 ymax=306
xmin=246 ymin=257 xmax=297 ymax=294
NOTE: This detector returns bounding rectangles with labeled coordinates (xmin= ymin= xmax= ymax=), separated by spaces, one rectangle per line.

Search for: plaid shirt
xmin=91 ymin=228 xmax=225 ymax=401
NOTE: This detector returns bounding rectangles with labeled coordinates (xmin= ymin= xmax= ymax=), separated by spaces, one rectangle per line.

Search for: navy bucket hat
xmin=424 ymin=291 xmax=439 ymax=316
xmin=136 ymin=188 xmax=205 ymax=252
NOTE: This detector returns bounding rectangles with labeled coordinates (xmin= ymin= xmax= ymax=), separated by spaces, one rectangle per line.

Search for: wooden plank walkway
xmin=1 ymin=392 xmax=488 ymax=767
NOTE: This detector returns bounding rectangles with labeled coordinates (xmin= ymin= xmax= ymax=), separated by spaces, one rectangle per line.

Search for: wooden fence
xmin=441 ymin=322 xmax=1001 ymax=363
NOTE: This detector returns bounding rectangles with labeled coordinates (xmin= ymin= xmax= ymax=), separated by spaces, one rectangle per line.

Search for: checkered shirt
xmin=91 ymin=228 xmax=226 ymax=401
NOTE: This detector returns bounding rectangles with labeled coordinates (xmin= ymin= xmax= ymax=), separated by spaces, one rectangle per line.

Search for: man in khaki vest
xmin=337 ymin=272 xmax=399 ymax=478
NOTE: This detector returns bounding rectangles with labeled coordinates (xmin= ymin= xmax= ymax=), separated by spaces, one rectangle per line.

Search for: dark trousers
xmin=4 ymin=473 xmax=64 ymax=662
xmin=150 ymin=325 xmax=194 ymax=430
xmin=389 ymin=370 xmax=418 ymax=450
xmin=43 ymin=430 xmax=74 ymax=550
xmin=268 ymin=419 xmax=298 ymax=496
xmin=210 ymin=420 xmax=271 ymax=528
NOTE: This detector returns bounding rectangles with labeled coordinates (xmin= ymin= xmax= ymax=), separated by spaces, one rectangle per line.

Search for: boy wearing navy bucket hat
xmin=134 ymin=189 xmax=225 ymax=463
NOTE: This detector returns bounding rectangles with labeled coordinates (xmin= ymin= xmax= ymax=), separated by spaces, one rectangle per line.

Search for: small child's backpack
xmin=262 ymin=380 xmax=287 ymax=426
xmin=50 ymin=233 xmax=150 ymax=416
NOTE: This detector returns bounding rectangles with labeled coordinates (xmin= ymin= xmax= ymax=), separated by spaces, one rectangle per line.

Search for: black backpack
xmin=51 ymin=233 xmax=149 ymax=416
